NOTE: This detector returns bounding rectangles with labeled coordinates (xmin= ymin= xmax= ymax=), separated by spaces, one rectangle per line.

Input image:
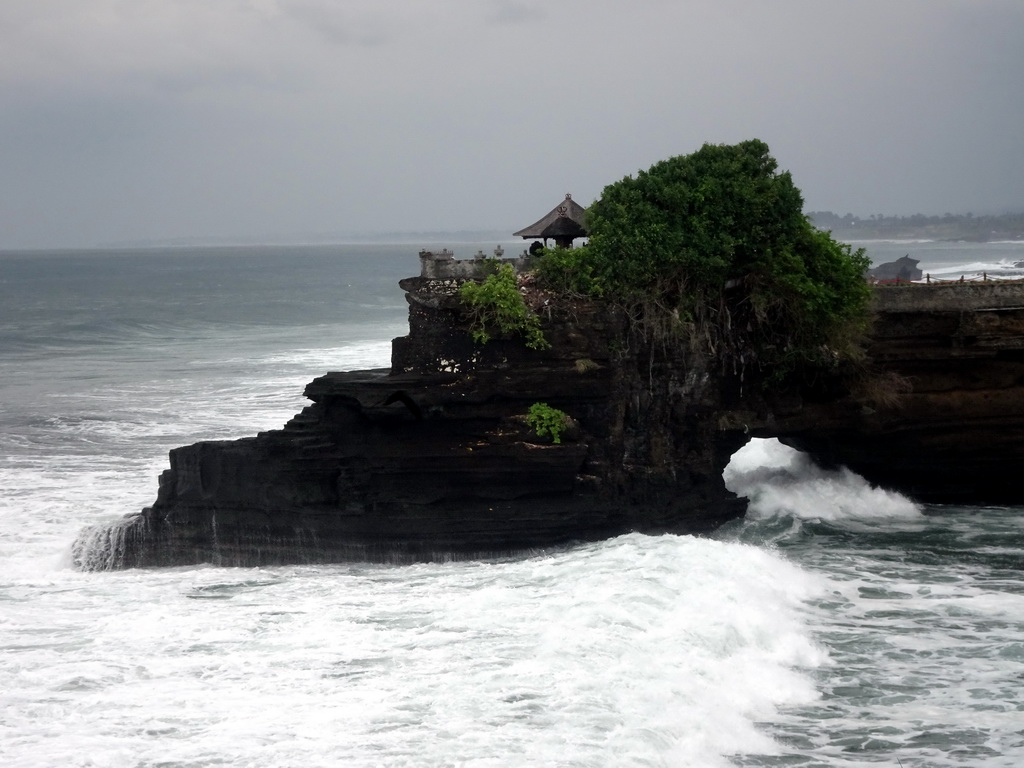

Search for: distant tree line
xmin=808 ymin=211 xmax=1024 ymax=242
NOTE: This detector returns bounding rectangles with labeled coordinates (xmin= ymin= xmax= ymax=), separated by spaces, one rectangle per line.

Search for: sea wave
xmin=1 ymin=533 xmax=830 ymax=767
xmin=724 ymin=438 xmax=924 ymax=530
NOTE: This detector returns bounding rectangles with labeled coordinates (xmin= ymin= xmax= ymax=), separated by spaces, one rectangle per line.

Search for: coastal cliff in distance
xmin=72 ymin=273 xmax=1024 ymax=570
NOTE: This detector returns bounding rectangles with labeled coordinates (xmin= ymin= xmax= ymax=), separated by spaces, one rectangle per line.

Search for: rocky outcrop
xmin=762 ymin=283 xmax=1024 ymax=504
xmin=869 ymin=255 xmax=923 ymax=282
xmin=73 ymin=275 xmax=745 ymax=569
xmin=72 ymin=276 xmax=1024 ymax=570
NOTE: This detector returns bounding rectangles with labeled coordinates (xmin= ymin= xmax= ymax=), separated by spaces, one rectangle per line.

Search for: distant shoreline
xmin=7 ymin=213 xmax=1024 ymax=252
xmin=809 ymin=211 xmax=1024 ymax=243
xmin=1 ymin=233 xmax=525 ymax=254
xmin=93 ymin=230 xmax=521 ymax=250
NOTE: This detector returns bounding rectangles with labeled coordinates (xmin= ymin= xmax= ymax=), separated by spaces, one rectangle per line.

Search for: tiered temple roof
xmin=513 ymin=193 xmax=588 ymax=247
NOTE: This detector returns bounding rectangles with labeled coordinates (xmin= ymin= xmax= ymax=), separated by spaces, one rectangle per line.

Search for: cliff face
xmin=763 ymin=284 xmax=1024 ymax=504
xmin=72 ymin=277 xmax=1024 ymax=570
xmin=73 ymin=276 xmax=746 ymax=569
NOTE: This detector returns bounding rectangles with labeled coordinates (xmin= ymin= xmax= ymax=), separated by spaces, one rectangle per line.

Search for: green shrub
xmin=552 ymin=139 xmax=871 ymax=380
xmin=536 ymin=246 xmax=604 ymax=297
xmin=458 ymin=263 xmax=549 ymax=350
xmin=525 ymin=402 xmax=570 ymax=444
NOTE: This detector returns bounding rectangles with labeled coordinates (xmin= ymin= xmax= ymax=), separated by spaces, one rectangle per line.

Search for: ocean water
xmin=854 ymin=239 xmax=1024 ymax=281
xmin=1 ymin=242 xmax=1022 ymax=767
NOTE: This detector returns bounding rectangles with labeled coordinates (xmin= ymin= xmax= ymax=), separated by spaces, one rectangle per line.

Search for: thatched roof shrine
xmin=513 ymin=193 xmax=589 ymax=248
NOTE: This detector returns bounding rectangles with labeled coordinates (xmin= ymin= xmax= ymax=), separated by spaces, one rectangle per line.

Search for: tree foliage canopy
xmin=540 ymin=139 xmax=871 ymax=378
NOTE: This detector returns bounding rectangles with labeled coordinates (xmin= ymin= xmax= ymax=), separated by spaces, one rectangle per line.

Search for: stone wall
xmin=872 ymin=281 xmax=1024 ymax=312
xmin=418 ymin=248 xmax=539 ymax=280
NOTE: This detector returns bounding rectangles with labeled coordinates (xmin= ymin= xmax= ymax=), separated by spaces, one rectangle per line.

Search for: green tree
xmin=542 ymin=139 xmax=870 ymax=379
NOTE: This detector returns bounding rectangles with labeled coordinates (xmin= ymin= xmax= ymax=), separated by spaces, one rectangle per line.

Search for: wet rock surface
xmin=767 ymin=284 xmax=1024 ymax=504
xmin=73 ymin=279 xmax=1024 ymax=569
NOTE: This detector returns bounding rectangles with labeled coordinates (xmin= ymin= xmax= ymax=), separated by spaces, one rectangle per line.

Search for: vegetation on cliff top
xmin=539 ymin=139 xmax=872 ymax=380
xmin=458 ymin=263 xmax=549 ymax=350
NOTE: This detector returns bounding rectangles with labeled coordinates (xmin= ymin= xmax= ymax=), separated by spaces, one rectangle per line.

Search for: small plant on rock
xmin=526 ymin=402 xmax=570 ymax=444
xmin=459 ymin=263 xmax=549 ymax=350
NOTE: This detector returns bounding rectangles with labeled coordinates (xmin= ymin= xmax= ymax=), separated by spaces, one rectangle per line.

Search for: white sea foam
xmin=0 ymin=335 xmax=396 ymax=578
xmin=773 ymin=522 xmax=1024 ymax=766
xmin=4 ymin=246 xmax=1024 ymax=766
xmin=723 ymin=441 xmax=1024 ymax=766
xmin=922 ymin=259 xmax=1024 ymax=281
xmin=725 ymin=438 xmax=924 ymax=526
xmin=2 ymin=332 xmax=834 ymax=765
xmin=259 ymin=338 xmax=397 ymax=370
xmin=0 ymin=535 xmax=828 ymax=767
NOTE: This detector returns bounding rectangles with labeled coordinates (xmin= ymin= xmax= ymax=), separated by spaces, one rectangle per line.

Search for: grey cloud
xmin=1 ymin=0 xmax=1022 ymax=248
xmin=283 ymin=1 xmax=392 ymax=47
xmin=485 ymin=1 xmax=546 ymax=25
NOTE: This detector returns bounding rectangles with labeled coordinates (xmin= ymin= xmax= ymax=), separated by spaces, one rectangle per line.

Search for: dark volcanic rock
xmin=72 ymin=275 xmax=1024 ymax=570
xmin=73 ymin=276 xmax=746 ymax=569
xmin=869 ymin=255 xmax=923 ymax=282
xmin=762 ymin=283 xmax=1024 ymax=504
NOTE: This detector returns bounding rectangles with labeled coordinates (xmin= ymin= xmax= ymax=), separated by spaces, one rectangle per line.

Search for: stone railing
xmin=418 ymin=246 xmax=538 ymax=280
xmin=871 ymin=280 xmax=1024 ymax=312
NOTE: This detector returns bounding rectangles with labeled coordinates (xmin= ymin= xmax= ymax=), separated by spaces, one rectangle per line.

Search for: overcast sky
xmin=1 ymin=0 xmax=1022 ymax=248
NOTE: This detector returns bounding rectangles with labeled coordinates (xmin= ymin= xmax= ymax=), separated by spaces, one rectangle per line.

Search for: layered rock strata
xmin=766 ymin=283 xmax=1024 ymax=504
xmin=73 ymin=276 xmax=745 ymax=569
xmin=72 ymin=278 xmax=1024 ymax=570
